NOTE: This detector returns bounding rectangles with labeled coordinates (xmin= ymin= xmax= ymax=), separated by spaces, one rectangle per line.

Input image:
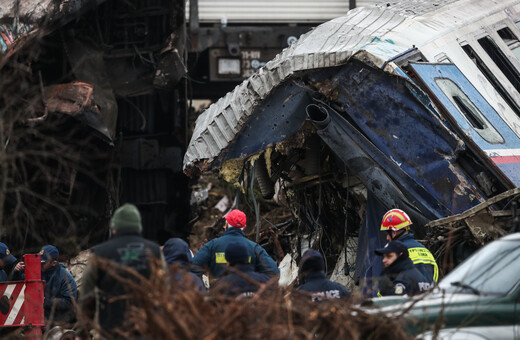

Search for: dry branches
xmin=77 ymin=257 xmax=412 ymax=340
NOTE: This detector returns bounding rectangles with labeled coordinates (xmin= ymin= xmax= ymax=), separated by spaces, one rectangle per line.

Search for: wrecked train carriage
xmin=184 ymin=0 xmax=520 ymax=287
xmin=0 ymin=0 xmax=190 ymax=252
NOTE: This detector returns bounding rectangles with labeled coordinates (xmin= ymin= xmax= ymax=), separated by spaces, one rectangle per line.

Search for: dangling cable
xmin=250 ymin=162 xmax=261 ymax=242
xmin=344 ymin=165 xmax=349 ymax=276
xmin=233 ymin=161 xmax=247 ymax=209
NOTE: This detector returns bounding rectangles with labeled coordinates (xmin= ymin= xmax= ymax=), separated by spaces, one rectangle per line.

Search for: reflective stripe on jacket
xmin=399 ymin=233 xmax=439 ymax=283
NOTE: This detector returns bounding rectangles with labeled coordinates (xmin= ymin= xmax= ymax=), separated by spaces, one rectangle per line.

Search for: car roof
xmin=499 ymin=232 xmax=520 ymax=241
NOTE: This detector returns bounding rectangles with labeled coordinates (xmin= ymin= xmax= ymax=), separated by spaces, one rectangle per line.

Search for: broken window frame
xmin=477 ymin=34 xmax=520 ymax=94
xmin=460 ymin=42 xmax=520 ymax=125
xmin=497 ymin=26 xmax=520 ymax=60
xmin=435 ymin=77 xmax=505 ymax=144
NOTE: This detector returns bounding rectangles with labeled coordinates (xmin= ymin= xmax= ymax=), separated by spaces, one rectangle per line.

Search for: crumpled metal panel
xmin=183 ymin=5 xmax=409 ymax=175
xmin=183 ymin=0 xmax=512 ymax=175
xmin=0 ymin=0 xmax=105 ymax=22
xmin=0 ymin=0 xmax=108 ymax=61
xmin=213 ymin=80 xmax=312 ymax=168
xmin=33 ymin=82 xmax=113 ymax=145
xmin=373 ymin=0 xmax=459 ymax=16
xmin=307 ymin=61 xmax=488 ymax=215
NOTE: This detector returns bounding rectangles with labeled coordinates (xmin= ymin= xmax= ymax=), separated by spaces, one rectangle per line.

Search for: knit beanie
xmin=110 ymin=203 xmax=143 ymax=233
xmin=300 ymin=249 xmax=325 ymax=273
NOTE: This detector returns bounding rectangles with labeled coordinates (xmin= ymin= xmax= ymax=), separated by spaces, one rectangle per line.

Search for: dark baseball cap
xmin=375 ymin=240 xmax=407 ymax=256
xmin=0 ymin=242 xmax=16 ymax=265
xmin=40 ymin=245 xmax=59 ymax=263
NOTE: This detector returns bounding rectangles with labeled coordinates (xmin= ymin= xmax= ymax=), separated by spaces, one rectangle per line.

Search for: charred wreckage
xmin=0 ymin=0 xmax=190 ymax=253
xmin=184 ymin=0 xmax=520 ymax=290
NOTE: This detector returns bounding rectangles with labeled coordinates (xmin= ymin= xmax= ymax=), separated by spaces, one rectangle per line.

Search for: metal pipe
xmin=250 ymin=163 xmax=261 ymax=242
xmin=308 ymin=102 xmax=442 ymax=223
xmin=305 ymin=104 xmax=330 ymax=129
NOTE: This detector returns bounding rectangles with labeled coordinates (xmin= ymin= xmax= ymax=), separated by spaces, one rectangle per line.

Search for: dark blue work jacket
xmin=42 ymin=263 xmax=78 ymax=323
xmin=297 ymin=272 xmax=351 ymax=300
xmin=377 ymin=255 xmax=431 ymax=297
xmin=192 ymin=227 xmax=279 ymax=278
xmin=217 ymin=264 xmax=270 ymax=297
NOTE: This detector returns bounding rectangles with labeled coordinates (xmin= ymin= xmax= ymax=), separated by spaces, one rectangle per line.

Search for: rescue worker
xmin=297 ymin=250 xmax=350 ymax=300
xmin=162 ymin=237 xmax=205 ymax=291
xmin=375 ymin=240 xmax=431 ymax=296
xmin=216 ymin=242 xmax=270 ymax=297
xmin=0 ymin=242 xmax=21 ymax=282
xmin=78 ymin=203 xmax=164 ymax=338
xmin=380 ymin=209 xmax=439 ymax=284
xmin=192 ymin=209 xmax=279 ymax=278
xmin=39 ymin=245 xmax=78 ymax=325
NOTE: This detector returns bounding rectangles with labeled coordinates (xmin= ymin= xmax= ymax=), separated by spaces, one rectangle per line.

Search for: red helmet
xmin=380 ymin=209 xmax=412 ymax=231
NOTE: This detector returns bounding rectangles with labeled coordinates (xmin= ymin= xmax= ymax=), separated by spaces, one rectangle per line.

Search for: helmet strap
xmin=394 ymin=229 xmax=407 ymax=240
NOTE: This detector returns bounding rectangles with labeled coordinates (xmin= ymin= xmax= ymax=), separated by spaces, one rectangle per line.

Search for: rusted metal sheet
xmin=40 ymin=82 xmax=95 ymax=116
xmin=30 ymin=81 xmax=113 ymax=144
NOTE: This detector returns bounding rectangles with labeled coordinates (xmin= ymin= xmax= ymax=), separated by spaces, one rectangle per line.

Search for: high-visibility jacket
xmin=399 ymin=233 xmax=439 ymax=284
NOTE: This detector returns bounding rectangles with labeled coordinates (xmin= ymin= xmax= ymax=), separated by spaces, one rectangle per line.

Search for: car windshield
xmin=438 ymin=239 xmax=520 ymax=295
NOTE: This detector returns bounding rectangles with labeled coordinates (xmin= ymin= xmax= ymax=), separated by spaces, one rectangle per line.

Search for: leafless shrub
xmin=77 ymin=257 xmax=412 ymax=340
xmin=0 ymin=33 xmax=114 ymax=255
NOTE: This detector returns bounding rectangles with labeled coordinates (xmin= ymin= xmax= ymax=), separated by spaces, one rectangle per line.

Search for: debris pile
xmin=425 ymin=188 xmax=520 ymax=275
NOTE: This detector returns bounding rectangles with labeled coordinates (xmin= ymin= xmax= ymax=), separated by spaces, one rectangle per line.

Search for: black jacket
xmin=217 ymin=264 xmax=270 ymax=297
xmin=378 ymin=255 xmax=431 ymax=297
xmin=297 ymin=272 xmax=351 ymax=300
xmin=80 ymin=230 xmax=162 ymax=335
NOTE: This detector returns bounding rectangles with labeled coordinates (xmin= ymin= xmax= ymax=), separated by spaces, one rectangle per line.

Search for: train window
xmin=436 ymin=78 xmax=505 ymax=144
xmin=497 ymin=27 xmax=520 ymax=60
xmin=478 ymin=35 xmax=520 ymax=93
xmin=462 ymin=44 xmax=520 ymax=118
